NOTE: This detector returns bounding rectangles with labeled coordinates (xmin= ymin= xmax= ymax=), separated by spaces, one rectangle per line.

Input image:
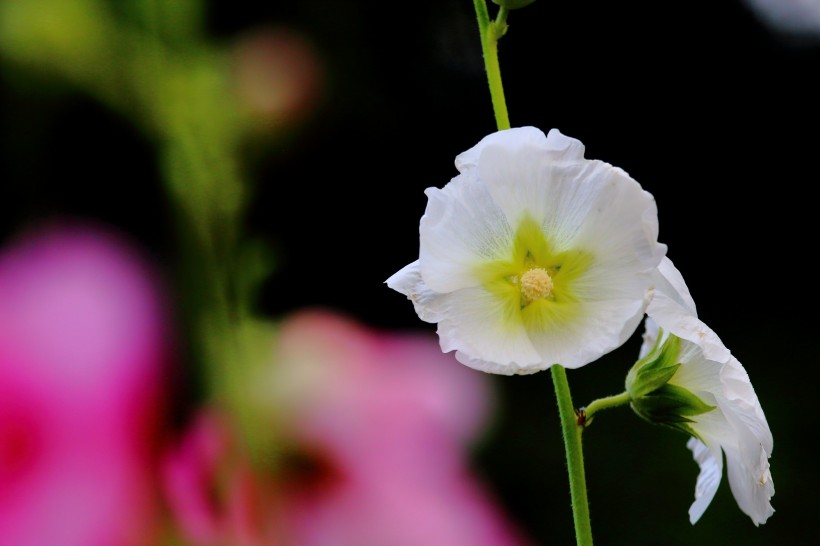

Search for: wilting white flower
xmin=636 ymin=258 xmax=774 ymax=526
xmin=387 ymin=126 xmax=667 ymax=375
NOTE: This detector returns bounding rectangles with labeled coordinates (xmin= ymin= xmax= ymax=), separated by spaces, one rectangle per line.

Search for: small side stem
xmin=551 ymin=365 xmax=594 ymax=546
xmin=583 ymin=391 xmax=632 ymax=425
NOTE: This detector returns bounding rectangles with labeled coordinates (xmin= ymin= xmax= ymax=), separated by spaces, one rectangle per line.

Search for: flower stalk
xmin=473 ymin=0 xmax=510 ymax=130
xmin=552 ymin=365 xmax=594 ymax=546
xmin=473 ymin=2 xmax=592 ymax=545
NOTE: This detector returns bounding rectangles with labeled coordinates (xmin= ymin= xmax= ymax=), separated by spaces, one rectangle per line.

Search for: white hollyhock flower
xmin=387 ymin=126 xmax=667 ymax=375
xmin=637 ymin=258 xmax=774 ymax=526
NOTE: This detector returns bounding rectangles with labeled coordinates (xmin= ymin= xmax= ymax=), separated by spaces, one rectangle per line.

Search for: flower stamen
xmin=520 ymin=267 xmax=553 ymax=304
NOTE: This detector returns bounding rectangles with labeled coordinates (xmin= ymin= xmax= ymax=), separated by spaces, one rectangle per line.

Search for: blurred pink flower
xmin=164 ymin=309 xmax=531 ymax=546
xmin=163 ymin=409 xmax=283 ymax=546
xmin=0 ymin=222 xmax=171 ymax=546
xmin=273 ymin=310 xmax=531 ymax=546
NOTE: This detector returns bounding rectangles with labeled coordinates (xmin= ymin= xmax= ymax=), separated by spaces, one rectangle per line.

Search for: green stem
xmin=473 ymin=2 xmax=592 ymax=544
xmin=583 ymin=391 xmax=632 ymax=425
xmin=552 ymin=365 xmax=594 ymax=546
xmin=473 ymin=1 xmax=510 ymax=130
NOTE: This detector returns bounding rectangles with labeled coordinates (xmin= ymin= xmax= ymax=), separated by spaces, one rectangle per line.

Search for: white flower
xmin=387 ymin=126 xmax=667 ymax=374
xmin=640 ymin=258 xmax=775 ymax=526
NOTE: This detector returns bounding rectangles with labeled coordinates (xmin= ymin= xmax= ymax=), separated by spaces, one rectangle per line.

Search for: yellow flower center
xmin=520 ymin=267 xmax=553 ymax=304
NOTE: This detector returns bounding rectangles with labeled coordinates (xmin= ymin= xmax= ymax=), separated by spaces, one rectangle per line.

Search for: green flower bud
xmin=491 ymin=0 xmax=536 ymax=10
xmin=626 ymin=329 xmax=715 ymax=439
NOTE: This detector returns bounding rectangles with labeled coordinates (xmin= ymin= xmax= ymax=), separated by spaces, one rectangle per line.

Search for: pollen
xmin=520 ymin=267 xmax=553 ymax=304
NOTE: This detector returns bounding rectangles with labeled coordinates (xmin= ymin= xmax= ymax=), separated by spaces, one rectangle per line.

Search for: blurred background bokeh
xmin=0 ymin=1 xmax=817 ymax=545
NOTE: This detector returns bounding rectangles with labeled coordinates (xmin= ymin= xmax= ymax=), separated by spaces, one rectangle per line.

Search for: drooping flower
xmin=630 ymin=257 xmax=774 ymax=525
xmin=0 ymin=222 xmax=171 ymax=546
xmin=387 ymin=126 xmax=667 ymax=374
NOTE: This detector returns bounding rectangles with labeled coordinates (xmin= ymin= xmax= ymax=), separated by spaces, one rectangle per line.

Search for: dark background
xmin=1 ymin=1 xmax=817 ymax=544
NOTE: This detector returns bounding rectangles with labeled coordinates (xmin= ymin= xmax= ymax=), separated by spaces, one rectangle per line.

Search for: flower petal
xmin=686 ymin=437 xmax=723 ymax=524
xmin=527 ymin=296 xmax=647 ymax=369
xmin=419 ymin=172 xmax=513 ymax=294
xmin=385 ymin=261 xmax=447 ymax=324
xmin=654 ymin=257 xmax=697 ymax=315
xmin=720 ymin=357 xmax=773 ymax=455
xmin=645 ymin=258 xmax=730 ymax=364
xmin=478 ymin=129 xmax=664 ymax=274
xmin=717 ymin=357 xmax=774 ymax=525
xmin=454 ymin=126 xmax=552 ymax=174
xmin=435 ymin=286 xmax=542 ymax=375
xmin=725 ymin=442 xmax=775 ymax=526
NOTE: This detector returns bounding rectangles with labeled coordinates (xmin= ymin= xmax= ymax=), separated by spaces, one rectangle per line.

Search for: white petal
xmin=715 ymin=357 xmax=774 ymax=526
xmin=385 ymin=260 xmax=418 ymax=295
xmin=725 ymin=443 xmax=775 ymax=526
xmin=418 ymin=172 xmax=512 ymax=294
xmin=477 ymin=130 xmax=665 ymax=276
xmin=646 ymin=261 xmax=730 ymax=364
xmin=687 ymin=437 xmax=724 ymax=524
xmin=476 ymin=131 xmax=585 ymax=238
xmin=543 ymin=128 xmax=588 ymax=158
xmin=654 ymin=257 xmax=697 ymax=315
xmin=385 ymin=261 xmax=447 ymax=323
xmin=454 ymin=126 xmax=551 ymax=173
xmin=569 ymin=171 xmax=665 ymax=273
xmin=670 ymin=339 xmax=723 ymax=397
xmin=720 ymin=356 xmax=773 ymax=455
xmin=434 ymin=286 xmax=542 ymax=375
xmin=486 ymin=128 xmax=590 ymax=235
xmin=528 ymin=297 xmax=647 ymax=369
xmin=387 ymin=263 xmax=544 ymax=373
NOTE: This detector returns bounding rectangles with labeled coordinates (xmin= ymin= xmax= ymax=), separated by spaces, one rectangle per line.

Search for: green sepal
xmin=626 ymin=330 xmax=716 ymax=442
xmin=632 ymin=384 xmax=715 ymax=422
xmin=631 ymin=384 xmax=715 ymax=441
xmin=626 ymin=330 xmax=681 ymax=398
xmin=492 ymin=0 xmax=536 ymax=9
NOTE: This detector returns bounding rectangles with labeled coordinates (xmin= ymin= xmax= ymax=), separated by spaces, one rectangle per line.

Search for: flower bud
xmin=625 ymin=330 xmax=715 ymax=439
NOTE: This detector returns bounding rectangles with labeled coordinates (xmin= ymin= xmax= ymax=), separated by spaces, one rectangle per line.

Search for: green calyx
xmin=626 ymin=330 xmax=716 ymax=440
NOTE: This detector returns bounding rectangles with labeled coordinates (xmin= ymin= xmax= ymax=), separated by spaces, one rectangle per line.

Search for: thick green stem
xmin=552 ymin=365 xmax=594 ymax=546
